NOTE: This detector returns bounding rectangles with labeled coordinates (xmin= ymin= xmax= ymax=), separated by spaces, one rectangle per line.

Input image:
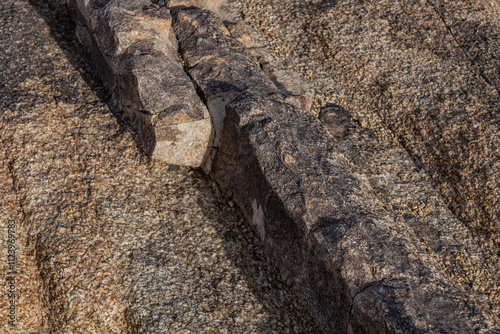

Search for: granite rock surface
xmin=6 ymin=0 xmax=499 ymax=332
xmin=236 ymin=0 xmax=500 ymax=316
xmin=235 ymin=0 xmax=500 ymax=255
xmin=174 ymin=8 xmax=500 ymax=333
xmin=67 ymin=0 xmax=213 ymax=166
xmin=0 ymin=1 xmax=320 ymax=333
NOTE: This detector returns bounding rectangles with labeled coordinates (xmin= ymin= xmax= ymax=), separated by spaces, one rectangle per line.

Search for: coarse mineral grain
xmin=0 ymin=1 xmax=319 ymax=333
xmin=67 ymin=0 xmax=213 ymax=166
xmin=174 ymin=8 xmax=500 ymax=333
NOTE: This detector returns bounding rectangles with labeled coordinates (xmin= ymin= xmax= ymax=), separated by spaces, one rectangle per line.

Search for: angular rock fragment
xmin=67 ymin=0 xmax=212 ymax=166
xmin=174 ymin=8 xmax=500 ymax=333
xmin=167 ymin=0 xmax=315 ymax=113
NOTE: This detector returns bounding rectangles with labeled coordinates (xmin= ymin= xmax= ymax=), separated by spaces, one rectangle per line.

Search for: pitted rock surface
xmin=234 ymin=0 xmax=500 ymax=253
xmin=0 ymin=1 xmax=320 ymax=333
xmin=174 ymin=8 xmax=500 ymax=333
xmin=235 ymin=0 xmax=500 ymax=321
xmin=6 ymin=0 xmax=499 ymax=332
xmin=68 ymin=0 xmax=213 ymax=166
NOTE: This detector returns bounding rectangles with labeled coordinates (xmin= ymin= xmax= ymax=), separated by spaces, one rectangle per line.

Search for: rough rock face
xmin=319 ymin=104 xmax=500 ymax=316
xmin=164 ymin=0 xmax=317 ymax=113
xmin=174 ymin=9 xmax=500 ymax=333
xmin=235 ymin=0 xmax=500 ymax=253
xmin=0 ymin=1 xmax=320 ymax=333
xmin=167 ymin=0 xmax=228 ymax=13
xmin=47 ymin=0 xmax=500 ymax=331
xmin=67 ymin=0 xmax=212 ymax=166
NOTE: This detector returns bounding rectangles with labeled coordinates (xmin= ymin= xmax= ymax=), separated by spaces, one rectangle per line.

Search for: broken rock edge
xmin=171 ymin=6 xmax=500 ymax=334
xmin=68 ymin=0 xmax=213 ymax=167
xmin=66 ymin=1 xmax=500 ymax=333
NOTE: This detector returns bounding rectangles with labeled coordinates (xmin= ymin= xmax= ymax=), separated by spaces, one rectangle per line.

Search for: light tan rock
xmin=0 ymin=2 xmax=320 ymax=333
xmin=67 ymin=0 xmax=213 ymax=167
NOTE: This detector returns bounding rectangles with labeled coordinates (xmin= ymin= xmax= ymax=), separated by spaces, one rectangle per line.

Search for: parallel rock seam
xmin=173 ymin=9 xmax=500 ymax=333
xmin=67 ymin=0 xmax=212 ymax=166
xmin=66 ymin=1 xmax=500 ymax=333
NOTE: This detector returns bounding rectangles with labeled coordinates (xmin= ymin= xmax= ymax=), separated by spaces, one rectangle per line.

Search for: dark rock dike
xmin=173 ymin=8 xmax=500 ymax=334
xmin=236 ymin=0 xmax=500 ymax=326
xmin=236 ymin=0 xmax=500 ymax=252
xmin=30 ymin=0 xmax=500 ymax=332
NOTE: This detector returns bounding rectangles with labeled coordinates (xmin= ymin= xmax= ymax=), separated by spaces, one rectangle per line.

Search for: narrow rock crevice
xmin=426 ymin=0 xmax=500 ymax=96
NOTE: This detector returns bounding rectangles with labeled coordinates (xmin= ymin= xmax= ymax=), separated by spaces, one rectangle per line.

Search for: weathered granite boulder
xmin=221 ymin=17 xmax=316 ymax=114
xmin=63 ymin=0 xmax=500 ymax=331
xmin=67 ymin=0 xmax=212 ymax=166
xmin=236 ymin=0 xmax=500 ymax=253
xmin=174 ymin=9 xmax=500 ymax=333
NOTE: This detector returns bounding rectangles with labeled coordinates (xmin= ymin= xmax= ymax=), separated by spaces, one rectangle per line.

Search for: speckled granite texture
xmin=234 ymin=0 xmax=500 ymax=254
xmin=235 ymin=0 xmax=500 ymax=323
xmin=0 ymin=1 xmax=319 ymax=333
xmin=173 ymin=7 xmax=499 ymax=333
xmin=3 ymin=0 xmax=500 ymax=332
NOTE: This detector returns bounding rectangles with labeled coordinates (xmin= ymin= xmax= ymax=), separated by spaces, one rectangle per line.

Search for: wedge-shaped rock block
xmin=67 ymin=0 xmax=212 ymax=166
xmin=174 ymin=9 xmax=500 ymax=333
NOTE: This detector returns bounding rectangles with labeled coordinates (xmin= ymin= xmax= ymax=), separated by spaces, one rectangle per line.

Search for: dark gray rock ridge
xmin=234 ymin=0 xmax=500 ymax=258
xmin=66 ymin=0 xmax=213 ymax=166
xmin=173 ymin=8 xmax=500 ymax=334
xmin=64 ymin=0 xmax=500 ymax=333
